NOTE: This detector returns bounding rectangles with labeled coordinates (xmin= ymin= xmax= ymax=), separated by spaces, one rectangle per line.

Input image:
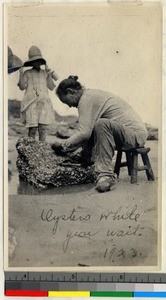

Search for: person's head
xmin=31 ymin=59 xmax=43 ymax=70
xmin=56 ymin=76 xmax=83 ymax=107
xmin=24 ymin=46 xmax=46 ymax=68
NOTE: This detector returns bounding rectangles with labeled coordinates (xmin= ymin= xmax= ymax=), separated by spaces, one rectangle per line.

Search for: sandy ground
xmin=7 ymin=136 xmax=159 ymax=268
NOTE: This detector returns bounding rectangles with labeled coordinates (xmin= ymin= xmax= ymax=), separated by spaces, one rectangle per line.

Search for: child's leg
xmin=38 ymin=123 xmax=46 ymax=142
xmin=28 ymin=127 xmax=38 ymax=139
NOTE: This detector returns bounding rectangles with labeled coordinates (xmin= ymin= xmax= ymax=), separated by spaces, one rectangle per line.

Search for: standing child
xmin=18 ymin=45 xmax=58 ymax=141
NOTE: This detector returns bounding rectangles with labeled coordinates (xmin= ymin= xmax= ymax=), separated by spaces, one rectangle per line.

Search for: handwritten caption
xmin=40 ymin=205 xmax=144 ymax=260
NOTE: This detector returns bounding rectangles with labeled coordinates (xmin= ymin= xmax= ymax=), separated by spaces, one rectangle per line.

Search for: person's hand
xmin=45 ymin=64 xmax=52 ymax=73
xmin=45 ymin=64 xmax=58 ymax=80
xmin=63 ymin=139 xmax=71 ymax=151
xmin=51 ymin=141 xmax=66 ymax=156
xmin=19 ymin=67 xmax=24 ymax=73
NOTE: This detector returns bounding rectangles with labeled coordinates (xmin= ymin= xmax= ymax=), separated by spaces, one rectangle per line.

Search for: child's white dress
xmin=19 ymin=68 xmax=55 ymax=127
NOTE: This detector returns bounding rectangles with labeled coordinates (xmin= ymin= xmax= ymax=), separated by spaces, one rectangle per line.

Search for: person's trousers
xmin=82 ymin=118 xmax=140 ymax=178
xmin=28 ymin=124 xmax=46 ymax=141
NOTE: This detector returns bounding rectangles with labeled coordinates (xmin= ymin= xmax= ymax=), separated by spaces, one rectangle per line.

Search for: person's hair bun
xmin=68 ymin=75 xmax=78 ymax=81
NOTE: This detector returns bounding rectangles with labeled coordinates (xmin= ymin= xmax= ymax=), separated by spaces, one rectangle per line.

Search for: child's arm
xmin=45 ymin=65 xmax=59 ymax=90
xmin=45 ymin=65 xmax=59 ymax=81
xmin=17 ymin=68 xmax=28 ymax=90
xmin=46 ymin=73 xmax=56 ymax=91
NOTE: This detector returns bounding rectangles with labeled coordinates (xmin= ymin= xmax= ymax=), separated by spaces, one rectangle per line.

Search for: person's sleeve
xmin=46 ymin=72 xmax=56 ymax=91
xmin=63 ymin=99 xmax=96 ymax=152
xmin=17 ymin=70 xmax=28 ymax=90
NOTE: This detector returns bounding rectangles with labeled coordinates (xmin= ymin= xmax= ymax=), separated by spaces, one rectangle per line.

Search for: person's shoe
xmin=96 ymin=176 xmax=117 ymax=193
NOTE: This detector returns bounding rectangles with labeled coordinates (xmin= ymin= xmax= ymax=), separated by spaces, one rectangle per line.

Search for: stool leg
xmin=126 ymin=152 xmax=132 ymax=176
xmin=131 ymin=153 xmax=138 ymax=184
xmin=141 ymin=154 xmax=155 ymax=181
xmin=114 ymin=150 xmax=122 ymax=178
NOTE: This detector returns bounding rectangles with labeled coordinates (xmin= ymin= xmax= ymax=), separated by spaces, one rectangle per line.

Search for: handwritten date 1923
xmin=104 ymin=246 xmax=142 ymax=261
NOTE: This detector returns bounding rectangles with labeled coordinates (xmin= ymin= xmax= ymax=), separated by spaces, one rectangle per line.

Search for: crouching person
xmin=53 ymin=76 xmax=148 ymax=193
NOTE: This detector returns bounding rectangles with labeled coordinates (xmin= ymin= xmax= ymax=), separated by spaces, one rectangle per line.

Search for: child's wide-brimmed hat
xmin=24 ymin=46 xmax=46 ymax=67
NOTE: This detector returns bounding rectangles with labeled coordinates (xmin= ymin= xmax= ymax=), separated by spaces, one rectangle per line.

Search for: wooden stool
xmin=114 ymin=147 xmax=155 ymax=184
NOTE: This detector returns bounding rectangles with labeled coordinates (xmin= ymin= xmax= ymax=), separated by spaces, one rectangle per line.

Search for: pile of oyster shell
xmin=16 ymin=137 xmax=96 ymax=189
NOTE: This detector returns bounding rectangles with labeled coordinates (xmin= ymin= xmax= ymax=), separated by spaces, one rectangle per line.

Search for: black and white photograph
xmin=5 ymin=2 xmax=162 ymax=269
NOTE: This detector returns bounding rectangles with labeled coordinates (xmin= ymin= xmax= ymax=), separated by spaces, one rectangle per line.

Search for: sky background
xmin=6 ymin=3 xmax=162 ymax=126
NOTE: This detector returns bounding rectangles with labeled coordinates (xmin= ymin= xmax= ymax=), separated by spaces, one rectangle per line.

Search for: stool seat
xmin=114 ymin=146 xmax=155 ymax=184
